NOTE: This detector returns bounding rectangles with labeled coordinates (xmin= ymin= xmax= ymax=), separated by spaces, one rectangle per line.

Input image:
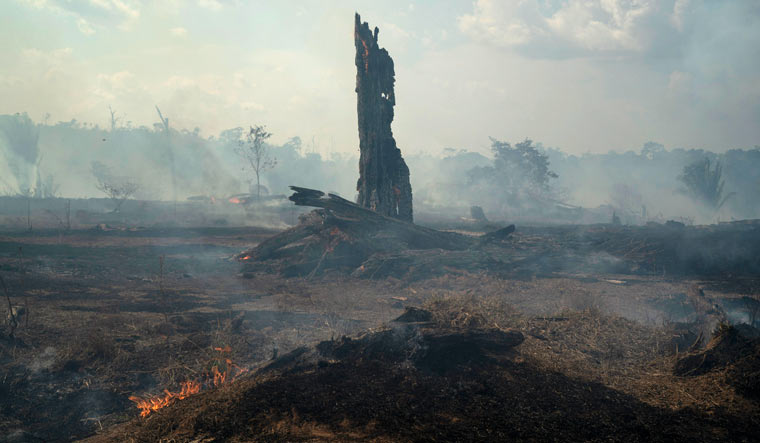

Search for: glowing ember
xmin=239 ymin=255 xmax=251 ymax=261
xmin=229 ymin=197 xmax=241 ymax=204
xmin=354 ymin=31 xmax=370 ymax=71
xmin=325 ymin=227 xmax=352 ymax=253
xmin=360 ymin=38 xmax=369 ymax=71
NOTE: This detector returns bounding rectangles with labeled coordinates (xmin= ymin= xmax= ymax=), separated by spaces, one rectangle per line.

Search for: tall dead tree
xmin=155 ymin=106 xmax=177 ymax=210
xmin=108 ymin=105 xmax=121 ymax=131
xmin=354 ymin=13 xmax=413 ymax=222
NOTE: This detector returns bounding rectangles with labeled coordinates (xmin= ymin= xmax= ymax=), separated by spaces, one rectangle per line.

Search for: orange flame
xmin=361 ymin=38 xmax=369 ymax=71
xmin=229 ymin=197 xmax=241 ymax=204
xmin=129 ymin=380 xmax=201 ymax=418
xmin=239 ymin=255 xmax=251 ymax=261
xmin=129 ymin=347 xmax=248 ymax=417
xmin=325 ymin=227 xmax=352 ymax=253
xmin=354 ymin=31 xmax=370 ymax=71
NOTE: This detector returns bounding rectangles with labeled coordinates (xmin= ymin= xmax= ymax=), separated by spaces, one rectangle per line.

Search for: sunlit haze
xmin=2 ymin=0 xmax=759 ymax=155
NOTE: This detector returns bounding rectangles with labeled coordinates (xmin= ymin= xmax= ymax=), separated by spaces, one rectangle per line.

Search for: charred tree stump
xmin=354 ymin=13 xmax=413 ymax=222
xmin=235 ymin=15 xmax=517 ymax=279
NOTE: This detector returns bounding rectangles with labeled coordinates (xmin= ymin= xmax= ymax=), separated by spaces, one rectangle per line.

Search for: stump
xmin=354 ymin=13 xmax=413 ymax=222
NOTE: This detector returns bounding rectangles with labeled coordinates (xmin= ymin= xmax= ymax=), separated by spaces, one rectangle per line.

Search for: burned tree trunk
xmin=354 ymin=13 xmax=413 ymax=222
xmin=234 ymin=15 xmax=516 ymax=279
xmin=238 ymin=187 xmax=516 ymax=279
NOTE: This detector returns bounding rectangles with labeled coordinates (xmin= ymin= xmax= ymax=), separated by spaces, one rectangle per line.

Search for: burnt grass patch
xmin=0 ymin=227 xmax=759 ymax=441
xmin=88 ymin=315 xmax=756 ymax=443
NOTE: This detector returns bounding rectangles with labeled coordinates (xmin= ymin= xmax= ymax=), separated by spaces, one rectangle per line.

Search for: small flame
xmin=324 ymin=227 xmax=352 ymax=253
xmin=239 ymin=255 xmax=251 ymax=261
xmin=129 ymin=347 xmax=248 ymax=417
xmin=355 ymin=31 xmax=370 ymax=71
xmin=129 ymin=380 xmax=201 ymax=418
xmin=361 ymin=39 xmax=370 ymax=71
xmin=229 ymin=197 xmax=241 ymax=204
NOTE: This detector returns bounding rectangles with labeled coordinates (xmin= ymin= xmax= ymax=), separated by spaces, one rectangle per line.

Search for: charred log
xmin=479 ymin=224 xmax=516 ymax=245
xmin=287 ymin=186 xmax=469 ymax=251
xmin=354 ymin=13 xmax=413 ymax=222
xmin=238 ymin=187 xmax=518 ymax=278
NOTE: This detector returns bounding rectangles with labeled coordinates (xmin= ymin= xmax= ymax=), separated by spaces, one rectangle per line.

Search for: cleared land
xmin=0 ymin=225 xmax=757 ymax=442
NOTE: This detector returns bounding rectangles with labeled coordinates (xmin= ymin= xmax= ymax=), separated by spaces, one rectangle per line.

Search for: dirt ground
xmin=0 ymin=226 xmax=758 ymax=442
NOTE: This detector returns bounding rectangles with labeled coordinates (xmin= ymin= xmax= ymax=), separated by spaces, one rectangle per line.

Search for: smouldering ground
xmin=0 ymin=227 xmax=757 ymax=441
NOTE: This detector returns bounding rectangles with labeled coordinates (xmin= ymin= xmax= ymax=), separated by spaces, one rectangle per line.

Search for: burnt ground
xmin=0 ymin=225 xmax=758 ymax=442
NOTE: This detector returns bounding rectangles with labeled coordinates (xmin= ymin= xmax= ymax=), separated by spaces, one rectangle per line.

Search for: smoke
xmin=0 ymin=113 xmax=40 ymax=195
xmin=28 ymin=346 xmax=57 ymax=373
xmin=1 ymin=113 xmax=758 ymax=226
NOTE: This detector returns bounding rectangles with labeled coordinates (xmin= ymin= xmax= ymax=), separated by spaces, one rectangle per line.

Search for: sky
xmin=1 ymin=0 xmax=759 ymax=156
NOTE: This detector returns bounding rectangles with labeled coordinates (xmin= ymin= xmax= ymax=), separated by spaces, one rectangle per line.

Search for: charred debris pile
xmin=237 ymin=186 xmax=515 ymax=278
xmin=238 ymin=187 xmax=760 ymax=280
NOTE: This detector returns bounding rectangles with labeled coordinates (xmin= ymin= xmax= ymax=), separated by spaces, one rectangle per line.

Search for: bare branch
xmin=235 ymin=125 xmax=276 ymax=200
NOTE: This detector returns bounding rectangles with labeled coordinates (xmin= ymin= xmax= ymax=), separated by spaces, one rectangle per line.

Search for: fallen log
xmin=239 ymin=187 xmax=514 ymax=278
xmin=288 ymin=186 xmax=472 ymax=251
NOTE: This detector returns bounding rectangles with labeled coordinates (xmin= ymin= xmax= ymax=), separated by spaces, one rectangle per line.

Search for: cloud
xmin=458 ymin=0 xmax=547 ymax=47
xmin=667 ymin=70 xmax=692 ymax=97
xmin=545 ymin=0 xmax=654 ymax=52
xmin=76 ymin=17 xmax=96 ymax=35
xmin=379 ymin=22 xmax=414 ymax=52
xmin=458 ymin=0 xmax=682 ymax=56
xmin=20 ymin=47 xmax=72 ymax=62
xmin=92 ymin=71 xmax=137 ymax=100
xmin=17 ymin=0 xmax=141 ymax=34
xmin=670 ymin=0 xmax=691 ymax=31
xmin=197 ymin=0 xmax=222 ymax=12
xmin=4 ymin=0 xmax=759 ymax=157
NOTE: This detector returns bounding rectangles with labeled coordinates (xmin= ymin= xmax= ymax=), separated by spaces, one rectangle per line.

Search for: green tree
xmin=235 ymin=125 xmax=276 ymax=200
xmin=467 ymin=138 xmax=558 ymax=209
xmin=678 ymin=158 xmax=735 ymax=211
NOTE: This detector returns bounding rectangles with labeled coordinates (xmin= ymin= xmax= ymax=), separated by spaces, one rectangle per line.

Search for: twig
xmin=306 ymin=248 xmax=329 ymax=280
xmin=17 ymin=247 xmax=29 ymax=327
xmin=0 ymin=274 xmax=17 ymax=337
xmin=157 ymin=255 xmax=170 ymax=323
xmin=26 ymin=197 xmax=32 ymax=232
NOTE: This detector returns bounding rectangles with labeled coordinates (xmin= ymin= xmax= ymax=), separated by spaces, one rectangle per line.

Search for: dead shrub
xmin=53 ymin=329 xmax=118 ymax=372
xmin=423 ymin=292 xmax=522 ymax=330
xmin=559 ymin=290 xmax=600 ymax=312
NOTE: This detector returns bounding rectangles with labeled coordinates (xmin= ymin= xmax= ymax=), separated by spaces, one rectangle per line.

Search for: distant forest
xmin=1 ymin=112 xmax=759 ymax=224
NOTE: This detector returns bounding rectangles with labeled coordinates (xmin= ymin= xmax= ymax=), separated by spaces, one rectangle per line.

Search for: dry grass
xmin=422 ymin=291 xmax=523 ymax=330
xmin=1 ymin=227 xmax=759 ymax=441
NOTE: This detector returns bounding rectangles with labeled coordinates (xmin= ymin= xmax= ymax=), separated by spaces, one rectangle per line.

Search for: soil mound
xmin=673 ymin=324 xmax=760 ymax=376
xmin=258 ymin=308 xmax=524 ymax=377
xmin=674 ymin=324 xmax=760 ymax=400
xmin=86 ymin=314 xmax=758 ymax=443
